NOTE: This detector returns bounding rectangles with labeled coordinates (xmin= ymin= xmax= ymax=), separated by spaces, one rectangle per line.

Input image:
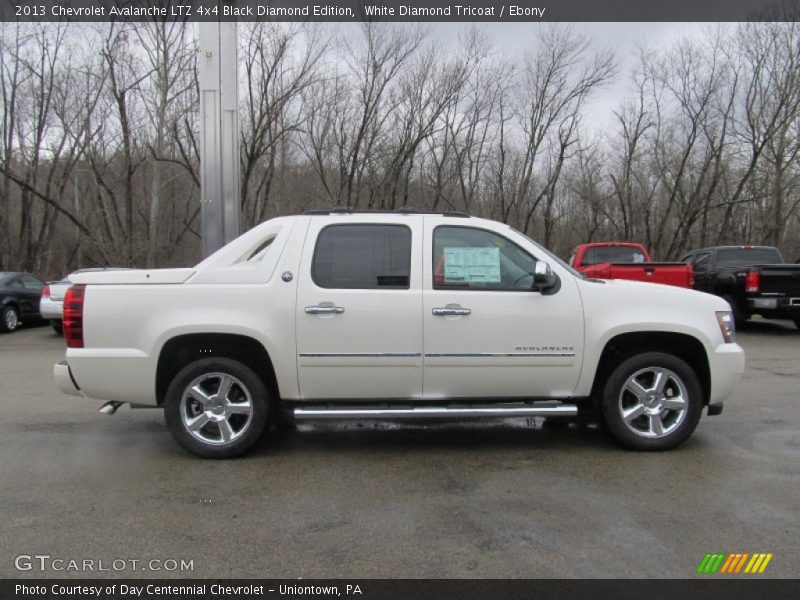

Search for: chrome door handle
xmin=305 ymin=304 xmax=345 ymax=315
xmin=432 ymin=306 xmax=471 ymax=316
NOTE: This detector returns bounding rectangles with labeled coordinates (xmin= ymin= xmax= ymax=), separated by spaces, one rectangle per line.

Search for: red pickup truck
xmin=569 ymin=242 xmax=694 ymax=288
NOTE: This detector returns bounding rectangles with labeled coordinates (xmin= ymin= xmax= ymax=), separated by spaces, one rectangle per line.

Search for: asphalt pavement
xmin=1 ymin=320 xmax=798 ymax=578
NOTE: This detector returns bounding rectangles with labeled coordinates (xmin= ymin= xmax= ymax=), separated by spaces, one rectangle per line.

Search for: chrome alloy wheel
xmin=179 ymin=372 xmax=254 ymax=445
xmin=618 ymin=367 xmax=688 ymax=438
xmin=4 ymin=308 xmax=18 ymax=331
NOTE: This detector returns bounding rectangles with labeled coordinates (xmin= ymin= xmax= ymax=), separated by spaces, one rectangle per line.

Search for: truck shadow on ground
xmin=737 ymin=319 xmax=799 ymax=336
xmin=247 ymin=420 xmax=674 ymax=457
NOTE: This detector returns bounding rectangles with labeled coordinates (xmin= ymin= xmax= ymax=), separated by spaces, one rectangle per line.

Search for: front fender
xmin=574 ymin=279 xmax=727 ymax=397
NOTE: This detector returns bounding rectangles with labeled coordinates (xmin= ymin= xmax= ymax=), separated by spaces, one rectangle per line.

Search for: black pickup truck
xmin=682 ymin=246 xmax=800 ymax=328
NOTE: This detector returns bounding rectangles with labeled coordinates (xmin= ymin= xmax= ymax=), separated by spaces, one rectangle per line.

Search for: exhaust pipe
xmin=99 ymin=401 xmax=124 ymax=415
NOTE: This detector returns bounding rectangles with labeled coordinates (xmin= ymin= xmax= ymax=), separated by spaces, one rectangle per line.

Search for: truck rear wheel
xmin=164 ymin=358 xmax=269 ymax=458
xmin=601 ymin=352 xmax=703 ymax=451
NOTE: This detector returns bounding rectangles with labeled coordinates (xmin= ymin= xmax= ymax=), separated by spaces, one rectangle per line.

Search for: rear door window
xmin=21 ymin=275 xmax=44 ymax=290
xmin=312 ymin=224 xmax=411 ymax=289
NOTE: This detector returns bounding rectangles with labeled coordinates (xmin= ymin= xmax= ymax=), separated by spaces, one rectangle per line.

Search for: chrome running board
xmin=293 ymin=403 xmax=577 ymax=420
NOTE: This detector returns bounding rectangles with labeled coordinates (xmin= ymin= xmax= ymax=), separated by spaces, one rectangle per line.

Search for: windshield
xmin=714 ymin=248 xmax=783 ymax=267
xmin=581 ymin=246 xmax=647 ymax=266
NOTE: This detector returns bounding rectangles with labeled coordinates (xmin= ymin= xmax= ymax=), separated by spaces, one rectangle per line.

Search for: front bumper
xmin=54 ymin=360 xmax=84 ymax=397
xmin=707 ymin=342 xmax=746 ymax=407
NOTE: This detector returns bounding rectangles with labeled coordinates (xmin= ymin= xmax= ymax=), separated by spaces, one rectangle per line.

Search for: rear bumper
xmin=746 ymin=296 xmax=800 ymax=318
xmin=707 ymin=342 xmax=746 ymax=406
xmin=65 ymin=348 xmax=157 ymax=405
xmin=54 ymin=360 xmax=84 ymax=397
xmin=40 ymin=297 xmax=63 ymax=320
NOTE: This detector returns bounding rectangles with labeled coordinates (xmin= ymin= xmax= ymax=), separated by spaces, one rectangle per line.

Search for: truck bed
xmin=581 ymin=262 xmax=693 ymax=288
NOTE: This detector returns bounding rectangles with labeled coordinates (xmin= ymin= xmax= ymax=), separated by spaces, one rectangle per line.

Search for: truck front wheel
xmin=601 ymin=352 xmax=704 ymax=451
xmin=164 ymin=358 xmax=269 ymax=458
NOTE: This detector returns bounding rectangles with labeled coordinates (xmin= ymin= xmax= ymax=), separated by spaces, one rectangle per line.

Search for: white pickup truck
xmin=54 ymin=211 xmax=745 ymax=458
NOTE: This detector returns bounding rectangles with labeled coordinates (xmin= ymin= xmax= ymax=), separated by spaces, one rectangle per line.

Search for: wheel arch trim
xmin=154 ymin=330 xmax=282 ymax=407
xmin=581 ymin=328 xmax=712 ymax=407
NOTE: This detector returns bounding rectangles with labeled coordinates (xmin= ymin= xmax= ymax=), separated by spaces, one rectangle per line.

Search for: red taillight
xmin=745 ymin=271 xmax=760 ymax=294
xmin=41 ymin=285 xmax=51 ymax=299
xmin=688 ymin=268 xmax=695 ymax=288
xmin=63 ymin=284 xmax=86 ymax=348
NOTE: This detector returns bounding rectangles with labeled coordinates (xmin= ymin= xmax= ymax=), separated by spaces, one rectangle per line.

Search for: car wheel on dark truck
xmin=601 ymin=352 xmax=704 ymax=451
xmin=163 ymin=357 xmax=270 ymax=458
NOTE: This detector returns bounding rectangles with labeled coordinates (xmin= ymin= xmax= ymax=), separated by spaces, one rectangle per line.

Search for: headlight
xmin=716 ymin=311 xmax=736 ymax=343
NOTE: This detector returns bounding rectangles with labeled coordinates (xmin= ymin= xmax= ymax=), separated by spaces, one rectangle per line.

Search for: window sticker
xmin=633 ymin=253 xmax=645 ymax=263
xmin=443 ymin=247 xmax=501 ymax=283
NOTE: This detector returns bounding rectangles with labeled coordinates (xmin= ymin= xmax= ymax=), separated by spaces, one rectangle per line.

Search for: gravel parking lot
xmin=1 ymin=321 xmax=798 ymax=579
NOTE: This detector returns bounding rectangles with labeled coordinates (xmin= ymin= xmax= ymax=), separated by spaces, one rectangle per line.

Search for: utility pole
xmin=198 ymin=4 xmax=240 ymax=257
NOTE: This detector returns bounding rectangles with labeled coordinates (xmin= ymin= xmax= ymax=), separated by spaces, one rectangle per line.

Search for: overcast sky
xmin=435 ymin=21 xmax=711 ymax=133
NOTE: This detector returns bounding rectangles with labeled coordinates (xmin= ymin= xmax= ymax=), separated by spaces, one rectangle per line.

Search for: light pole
xmin=197 ymin=1 xmax=241 ymax=258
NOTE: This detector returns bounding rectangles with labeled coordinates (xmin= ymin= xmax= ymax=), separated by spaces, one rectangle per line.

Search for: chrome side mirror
xmin=533 ymin=261 xmax=559 ymax=293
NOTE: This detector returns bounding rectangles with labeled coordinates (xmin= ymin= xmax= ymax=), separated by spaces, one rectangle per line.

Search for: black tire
xmin=51 ymin=320 xmax=63 ymax=335
xmin=601 ymin=351 xmax=704 ymax=451
xmin=0 ymin=305 xmax=20 ymax=333
xmin=794 ymin=318 xmax=800 ymax=331
xmin=722 ymin=295 xmax=748 ymax=327
xmin=164 ymin=358 xmax=269 ymax=458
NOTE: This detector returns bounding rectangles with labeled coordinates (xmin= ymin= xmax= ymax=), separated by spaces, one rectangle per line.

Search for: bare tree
xmin=136 ymin=18 xmax=196 ymax=266
xmin=0 ymin=24 xmax=103 ymax=272
xmin=2 ymin=20 xmax=799 ymax=276
xmin=240 ymin=22 xmax=327 ymax=225
xmin=503 ymin=25 xmax=617 ymax=242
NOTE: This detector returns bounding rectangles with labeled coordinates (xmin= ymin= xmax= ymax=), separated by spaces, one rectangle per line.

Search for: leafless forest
xmin=1 ymin=18 xmax=798 ymax=277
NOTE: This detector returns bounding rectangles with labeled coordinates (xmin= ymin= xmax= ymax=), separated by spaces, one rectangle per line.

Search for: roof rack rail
xmin=303 ymin=208 xmax=471 ymax=218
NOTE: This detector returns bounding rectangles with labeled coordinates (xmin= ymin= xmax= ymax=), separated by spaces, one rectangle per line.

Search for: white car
xmin=41 ymin=268 xmax=129 ymax=334
xmin=54 ymin=211 xmax=745 ymax=458
xmin=40 ymin=279 xmax=71 ymax=334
